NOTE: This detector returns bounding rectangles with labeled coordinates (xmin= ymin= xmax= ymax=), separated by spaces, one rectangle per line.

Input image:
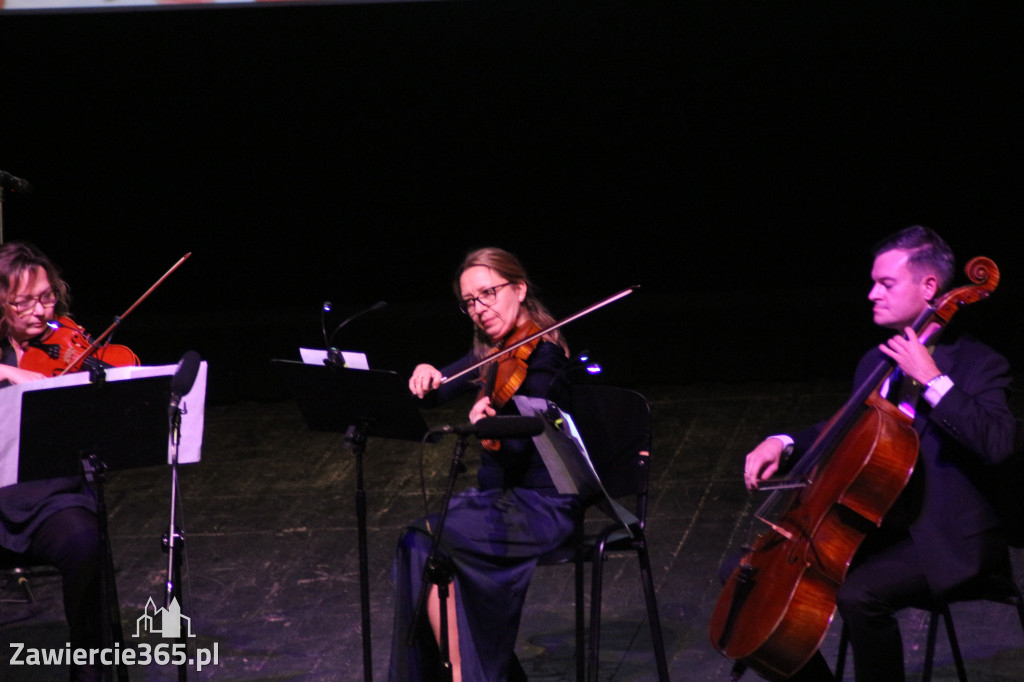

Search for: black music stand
xmin=18 ymin=374 xmax=174 ymax=682
xmin=272 ymin=359 xmax=436 ymax=682
xmin=19 ymin=375 xmax=172 ymax=481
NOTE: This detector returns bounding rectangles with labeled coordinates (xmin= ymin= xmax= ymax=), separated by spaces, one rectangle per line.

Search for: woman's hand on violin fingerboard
xmin=0 ymin=365 xmax=47 ymax=385
xmin=468 ymin=396 xmax=496 ymax=424
xmin=409 ymin=364 xmax=443 ymax=398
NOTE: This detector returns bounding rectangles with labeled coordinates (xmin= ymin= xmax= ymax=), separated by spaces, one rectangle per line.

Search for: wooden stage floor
xmin=3 ymin=380 xmax=1024 ymax=681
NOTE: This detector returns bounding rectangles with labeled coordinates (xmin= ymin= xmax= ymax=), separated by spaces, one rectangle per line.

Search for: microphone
xmin=0 ymin=170 xmax=32 ymax=194
xmin=320 ymin=301 xmax=333 ymax=351
xmin=169 ymin=350 xmax=201 ymax=413
xmin=432 ymin=416 xmax=545 ymax=439
xmin=325 ymin=300 xmax=387 ymax=366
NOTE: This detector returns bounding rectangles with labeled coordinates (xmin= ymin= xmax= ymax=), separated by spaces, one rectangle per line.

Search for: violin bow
xmin=59 ymin=252 xmax=193 ymax=375
xmin=441 ymin=284 xmax=640 ymax=385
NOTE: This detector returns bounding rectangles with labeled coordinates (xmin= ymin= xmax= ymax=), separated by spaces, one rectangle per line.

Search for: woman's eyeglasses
xmin=6 ymin=290 xmax=57 ymax=313
xmin=459 ymin=282 xmax=513 ymax=315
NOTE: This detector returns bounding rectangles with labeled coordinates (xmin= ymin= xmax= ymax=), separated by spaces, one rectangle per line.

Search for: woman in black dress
xmin=390 ymin=247 xmax=578 ymax=682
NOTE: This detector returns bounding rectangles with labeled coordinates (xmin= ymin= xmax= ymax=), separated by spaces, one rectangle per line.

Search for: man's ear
xmin=922 ymin=273 xmax=939 ymax=301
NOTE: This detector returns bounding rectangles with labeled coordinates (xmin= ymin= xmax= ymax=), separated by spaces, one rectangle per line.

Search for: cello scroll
xmin=931 ymin=256 xmax=998 ymax=324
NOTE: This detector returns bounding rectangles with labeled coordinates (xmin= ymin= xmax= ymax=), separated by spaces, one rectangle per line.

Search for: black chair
xmin=834 ymin=564 xmax=1024 ymax=681
xmin=0 ymin=534 xmax=129 ymax=681
xmin=537 ymin=384 xmax=669 ymax=682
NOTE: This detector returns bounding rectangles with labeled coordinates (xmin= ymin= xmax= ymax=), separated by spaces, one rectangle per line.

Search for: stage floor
xmin=3 ymin=380 xmax=1024 ymax=681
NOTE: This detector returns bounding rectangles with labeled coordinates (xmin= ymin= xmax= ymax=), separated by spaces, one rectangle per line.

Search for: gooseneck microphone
xmin=328 ymin=300 xmax=388 ymax=345
xmin=431 ymin=415 xmax=545 ymax=439
xmin=321 ymin=301 xmax=333 ymax=350
xmin=324 ymin=301 xmax=387 ymax=367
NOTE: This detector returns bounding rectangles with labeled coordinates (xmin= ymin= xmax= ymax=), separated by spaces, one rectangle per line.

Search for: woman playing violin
xmin=0 ymin=241 xmax=106 ymax=682
xmin=390 ymin=247 xmax=576 ymax=682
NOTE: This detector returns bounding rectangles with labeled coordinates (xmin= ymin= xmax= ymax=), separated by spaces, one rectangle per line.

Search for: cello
xmin=709 ymin=256 xmax=1000 ymax=680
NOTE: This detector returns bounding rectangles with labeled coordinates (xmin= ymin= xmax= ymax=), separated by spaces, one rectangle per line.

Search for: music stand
xmin=513 ymin=395 xmax=637 ymax=533
xmin=18 ymin=375 xmax=172 ymax=481
xmin=16 ymin=373 xmax=176 ymax=682
xmin=272 ymin=359 xmax=436 ymax=682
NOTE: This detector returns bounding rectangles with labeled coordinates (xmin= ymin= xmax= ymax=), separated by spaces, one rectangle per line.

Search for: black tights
xmin=1 ymin=506 xmax=104 ymax=681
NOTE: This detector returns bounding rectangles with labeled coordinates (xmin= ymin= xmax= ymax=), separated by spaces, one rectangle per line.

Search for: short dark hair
xmin=873 ymin=225 xmax=955 ymax=294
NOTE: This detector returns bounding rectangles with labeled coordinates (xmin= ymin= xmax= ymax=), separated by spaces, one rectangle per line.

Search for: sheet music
xmin=0 ymin=362 xmax=207 ymax=488
xmin=513 ymin=395 xmax=637 ymax=534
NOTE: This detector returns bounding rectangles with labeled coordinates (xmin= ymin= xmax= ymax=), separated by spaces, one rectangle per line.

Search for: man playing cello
xmin=737 ymin=226 xmax=1016 ymax=681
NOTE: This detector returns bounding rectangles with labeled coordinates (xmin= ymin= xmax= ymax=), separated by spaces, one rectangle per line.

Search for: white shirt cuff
xmin=768 ymin=434 xmax=795 ymax=457
xmin=923 ymin=374 xmax=953 ymax=407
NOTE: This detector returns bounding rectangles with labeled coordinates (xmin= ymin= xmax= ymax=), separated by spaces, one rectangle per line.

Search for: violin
xmin=19 ymin=315 xmax=139 ymax=376
xmin=478 ymin=321 xmax=543 ymax=451
xmin=422 ymin=285 xmax=638 ymax=448
xmin=14 ymin=252 xmax=191 ymax=378
xmin=481 ymin=321 xmax=544 ymax=407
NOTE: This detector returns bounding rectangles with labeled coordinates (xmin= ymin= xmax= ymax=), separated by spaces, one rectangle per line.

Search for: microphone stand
xmin=164 ymin=397 xmax=188 ymax=681
xmin=407 ymin=433 xmax=470 ymax=682
xmin=343 ymin=420 xmax=374 ymax=682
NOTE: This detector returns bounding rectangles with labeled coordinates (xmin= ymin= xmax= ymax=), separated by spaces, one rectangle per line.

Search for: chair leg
xmin=636 ymin=540 xmax=669 ymax=682
xmin=922 ymin=608 xmax=940 ymax=682
xmin=923 ymin=605 xmax=967 ymax=682
xmin=1 ymin=568 xmax=37 ymax=604
xmin=1013 ymin=594 xmax=1024 ymax=640
xmin=940 ymin=607 xmax=968 ymax=682
xmin=588 ymin=540 xmax=606 ymax=682
xmin=574 ymin=551 xmax=586 ymax=682
xmin=16 ymin=572 xmax=35 ymax=603
xmin=835 ymin=622 xmax=850 ymax=681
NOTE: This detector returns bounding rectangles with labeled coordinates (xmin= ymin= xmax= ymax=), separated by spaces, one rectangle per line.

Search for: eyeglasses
xmin=6 ymin=290 xmax=57 ymax=313
xmin=459 ymin=282 xmax=514 ymax=315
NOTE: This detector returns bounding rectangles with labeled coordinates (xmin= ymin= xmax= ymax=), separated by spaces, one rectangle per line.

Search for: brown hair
xmin=455 ymin=247 xmax=569 ymax=358
xmin=0 ymin=242 xmax=70 ymax=337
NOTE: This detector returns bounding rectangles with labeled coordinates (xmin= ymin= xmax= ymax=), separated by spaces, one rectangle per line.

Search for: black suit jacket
xmin=792 ymin=331 xmax=1015 ymax=594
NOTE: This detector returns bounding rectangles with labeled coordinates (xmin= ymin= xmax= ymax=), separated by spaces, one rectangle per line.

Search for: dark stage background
xmin=0 ymin=1 xmax=1022 ymax=402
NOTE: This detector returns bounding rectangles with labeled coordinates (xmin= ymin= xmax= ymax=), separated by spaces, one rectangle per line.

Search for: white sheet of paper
xmin=0 ymin=362 xmax=207 ymax=488
xmin=299 ymin=348 xmax=369 ymax=370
